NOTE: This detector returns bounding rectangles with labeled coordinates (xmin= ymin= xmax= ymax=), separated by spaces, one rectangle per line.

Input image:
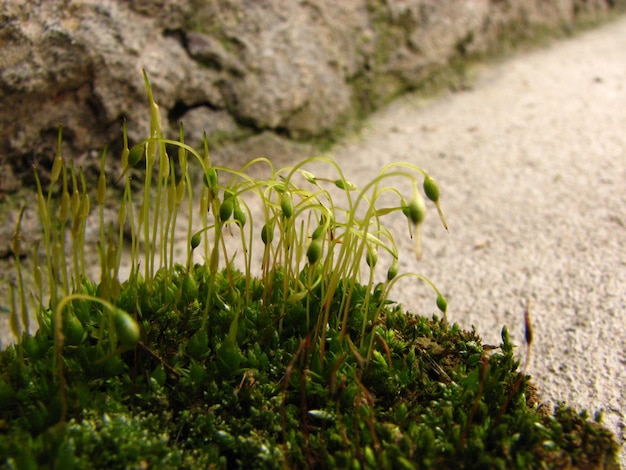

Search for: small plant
xmin=0 ymin=72 xmax=619 ymax=469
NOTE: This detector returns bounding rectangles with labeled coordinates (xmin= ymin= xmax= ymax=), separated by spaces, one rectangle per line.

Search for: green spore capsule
xmin=190 ymin=233 xmax=201 ymax=250
xmin=281 ymin=193 xmax=294 ymax=218
xmin=436 ymin=293 xmax=447 ymax=313
xmin=219 ymin=198 xmax=233 ymax=222
xmin=406 ymin=195 xmax=426 ymax=226
xmin=203 ymin=168 xmax=218 ymax=190
xmin=50 ymin=156 xmax=63 ymax=185
xmin=58 ymin=189 xmax=70 ymax=223
xmin=300 ymin=170 xmax=316 ymax=184
xmin=312 ymin=224 xmax=325 ymax=240
xmin=71 ymin=189 xmax=80 ymax=220
xmin=113 ymin=309 xmax=140 ymax=348
xmin=365 ymin=246 xmax=378 ymax=268
xmin=79 ymin=194 xmax=90 ymax=218
xmin=261 ymin=223 xmax=274 ymax=244
xmin=307 ymin=239 xmax=323 ymax=264
xmin=387 ymin=260 xmax=399 ymax=281
xmin=334 ymin=179 xmax=357 ymax=191
xmin=423 ymin=176 xmax=441 ymax=202
xmin=233 ymin=205 xmax=247 ymax=227
xmin=128 ymin=144 xmax=144 ymax=166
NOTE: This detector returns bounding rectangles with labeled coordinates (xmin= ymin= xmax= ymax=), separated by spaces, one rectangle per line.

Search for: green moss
xmin=0 ymin=272 xmax=618 ymax=468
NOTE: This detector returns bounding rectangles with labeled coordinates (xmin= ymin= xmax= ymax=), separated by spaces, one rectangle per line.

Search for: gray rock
xmin=175 ymin=106 xmax=244 ymax=150
xmin=184 ymin=31 xmax=246 ymax=76
xmin=0 ymin=0 xmax=620 ymax=194
xmin=214 ymin=131 xmax=317 ymax=170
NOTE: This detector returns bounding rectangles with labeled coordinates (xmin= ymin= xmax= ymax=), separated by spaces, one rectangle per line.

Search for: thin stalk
xmin=33 ymin=171 xmax=56 ymax=308
xmin=78 ymin=170 xmax=90 ymax=280
xmin=59 ymin=165 xmax=73 ymax=289
xmin=141 ymin=141 xmax=153 ymax=284
xmin=11 ymin=205 xmax=28 ymax=337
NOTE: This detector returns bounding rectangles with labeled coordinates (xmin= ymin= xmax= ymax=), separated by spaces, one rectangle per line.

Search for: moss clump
xmin=0 ymin=268 xmax=619 ymax=468
xmin=0 ymin=267 xmax=619 ymax=469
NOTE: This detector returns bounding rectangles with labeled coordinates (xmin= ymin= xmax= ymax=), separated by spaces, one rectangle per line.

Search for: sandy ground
xmin=325 ymin=16 xmax=626 ymax=465
xmin=1 ymin=15 xmax=624 ymax=466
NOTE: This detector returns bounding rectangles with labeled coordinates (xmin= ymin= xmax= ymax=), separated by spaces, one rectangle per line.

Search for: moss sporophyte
xmin=0 ymin=71 xmax=619 ymax=469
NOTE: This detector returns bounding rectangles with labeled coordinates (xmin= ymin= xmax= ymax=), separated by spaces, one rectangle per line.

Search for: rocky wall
xmin=0 ymin=0 xmax=622 ymax=193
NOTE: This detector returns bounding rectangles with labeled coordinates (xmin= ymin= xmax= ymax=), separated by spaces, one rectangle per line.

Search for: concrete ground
xmin=326 ymin=16 xmax=626 ymax=465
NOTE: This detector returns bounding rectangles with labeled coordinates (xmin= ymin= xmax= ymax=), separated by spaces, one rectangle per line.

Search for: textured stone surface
xmin=0 ymin=0 xmax=621 ymax=194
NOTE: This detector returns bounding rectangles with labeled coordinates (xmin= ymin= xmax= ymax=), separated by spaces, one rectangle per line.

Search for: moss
xmin=0 ymin=277 xmax=619 ymax=468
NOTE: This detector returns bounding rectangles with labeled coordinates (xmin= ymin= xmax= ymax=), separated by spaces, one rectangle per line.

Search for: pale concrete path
xmin=327 ymin=17 xmax=626 ymax=464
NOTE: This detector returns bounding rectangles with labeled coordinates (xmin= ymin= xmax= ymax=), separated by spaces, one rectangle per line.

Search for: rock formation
xmin=0 ymin=0 xmax=621 ymax=193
